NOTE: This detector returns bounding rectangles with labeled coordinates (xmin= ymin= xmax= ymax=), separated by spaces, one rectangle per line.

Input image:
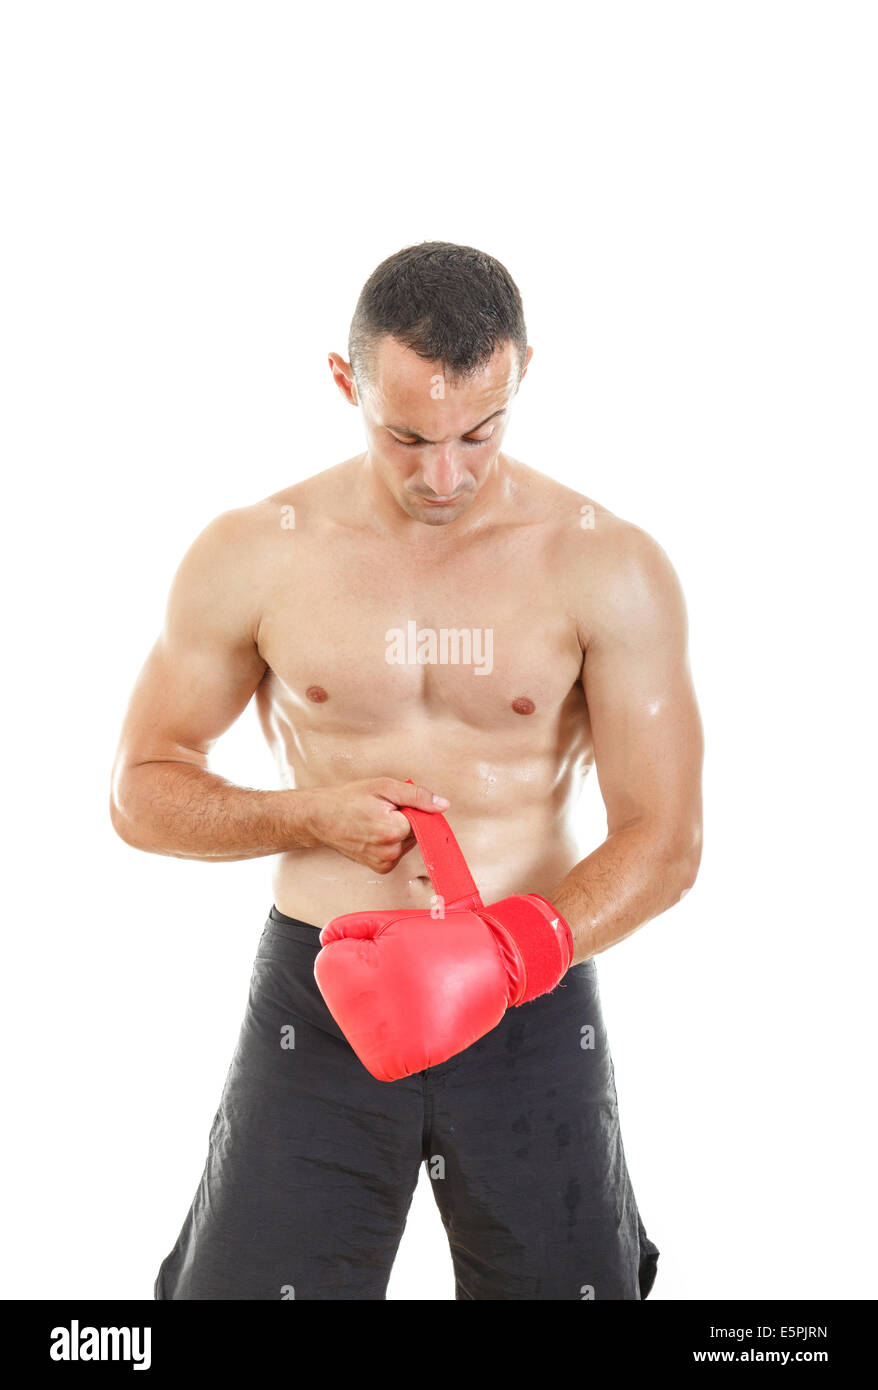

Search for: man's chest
xmin=256 ymin=541 xmax=585 ymax=731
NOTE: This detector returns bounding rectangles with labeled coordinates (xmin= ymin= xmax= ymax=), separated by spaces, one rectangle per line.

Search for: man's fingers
xmin=378 ymin=779 xmax=450 ymax=812
xmin=381 ymin=808 xmax=415 ymax=842
xmin=369 ymin=831 xmax=419 ymax=873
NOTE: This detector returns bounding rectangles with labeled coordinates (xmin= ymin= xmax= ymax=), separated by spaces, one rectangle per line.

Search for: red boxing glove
xmin=314 ymin=799 xmax=574 ymax=1081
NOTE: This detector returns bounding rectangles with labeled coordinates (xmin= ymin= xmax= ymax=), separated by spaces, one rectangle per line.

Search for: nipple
xmin=511 ymin=696 xmax=535 ymax=715
xmin=306 ymin=685 xmax=329 ymax=704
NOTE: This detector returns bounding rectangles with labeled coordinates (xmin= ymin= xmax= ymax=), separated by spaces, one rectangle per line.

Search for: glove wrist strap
xmin=481 ymin=894 xmax=574 ymax=1003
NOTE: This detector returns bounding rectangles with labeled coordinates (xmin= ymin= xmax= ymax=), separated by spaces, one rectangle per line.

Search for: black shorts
xmin=154 ymin=906 xmax=660 ymax=1301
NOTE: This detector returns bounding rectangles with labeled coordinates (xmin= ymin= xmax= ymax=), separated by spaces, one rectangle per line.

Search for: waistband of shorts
xmin=265 ymin=904 xmax=322 ymax=945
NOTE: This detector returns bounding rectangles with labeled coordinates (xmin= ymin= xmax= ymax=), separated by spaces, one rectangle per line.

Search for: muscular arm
xmin=550 ymin=525 xmax=704 ymax=963
xmin=110 ymin=508 xmax=447 ymax=865
xmin=109 ymin=509 xmax=303 ymax=859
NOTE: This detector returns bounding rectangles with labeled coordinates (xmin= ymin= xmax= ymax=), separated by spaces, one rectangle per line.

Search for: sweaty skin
xmin=111 ymin=338 xmax=703 ymax=963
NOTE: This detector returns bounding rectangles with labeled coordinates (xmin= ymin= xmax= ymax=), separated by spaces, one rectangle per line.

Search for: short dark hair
xmin=348 ymin=242 xmax=528 ymax=390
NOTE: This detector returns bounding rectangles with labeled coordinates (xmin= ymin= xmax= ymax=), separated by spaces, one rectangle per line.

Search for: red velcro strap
xmin=402 ymin=784 xmax=483 ymax=911
xmin=481 ymin=895 xmax=574 ymax=1003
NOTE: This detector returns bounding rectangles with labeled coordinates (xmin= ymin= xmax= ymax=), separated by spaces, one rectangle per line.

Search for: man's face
xmin=354 ymin=336 xmax=529 ymax=526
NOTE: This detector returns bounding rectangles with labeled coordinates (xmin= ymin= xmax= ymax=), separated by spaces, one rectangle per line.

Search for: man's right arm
xmin=109 ymin=508 xmax=448 ymax=868
xmin=110 ymin=507 xmax=298 ymax=860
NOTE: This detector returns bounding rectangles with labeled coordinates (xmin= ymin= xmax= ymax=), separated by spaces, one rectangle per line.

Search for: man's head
xmin=330 ymin=243 xmax=532 ymax=526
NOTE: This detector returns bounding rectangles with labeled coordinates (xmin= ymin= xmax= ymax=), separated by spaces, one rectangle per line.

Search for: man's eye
xmin=391 ymin=433 xmax=493 ymax=448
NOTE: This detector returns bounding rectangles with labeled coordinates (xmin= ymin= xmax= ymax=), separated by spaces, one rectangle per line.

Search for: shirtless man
xmin=111 ymin=241 xmax=703 ymax=1301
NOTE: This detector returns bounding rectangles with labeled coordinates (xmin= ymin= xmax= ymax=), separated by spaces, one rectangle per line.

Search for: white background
xmin=1 ymin=1 xmax=875 ymax=1300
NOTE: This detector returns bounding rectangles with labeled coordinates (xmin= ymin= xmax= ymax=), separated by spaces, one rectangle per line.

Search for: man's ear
xmin=517 ymin=344 xmax=534 ymax=388
xmin=328 ymin=352 xmax=359 ymax=406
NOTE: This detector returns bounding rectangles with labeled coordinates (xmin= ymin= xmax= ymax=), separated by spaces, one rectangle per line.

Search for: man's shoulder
xmin=510 ymin=458 xmax=663 ymax=570
xmin=262 ymin=456 xmax=362 ymax=524
xmin=511 ymin=460 xmax=683 ymax=641
xmin=191 ymin=457 xmax=361 ymax=558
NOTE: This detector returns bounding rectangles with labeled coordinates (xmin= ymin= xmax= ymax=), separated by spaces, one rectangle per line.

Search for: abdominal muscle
xmin=270 ymin=727 xmax=588 ymax=931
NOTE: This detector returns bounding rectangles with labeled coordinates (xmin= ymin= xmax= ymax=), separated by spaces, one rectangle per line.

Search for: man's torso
xmin=233 ymin=454 xmax=616 ymax=924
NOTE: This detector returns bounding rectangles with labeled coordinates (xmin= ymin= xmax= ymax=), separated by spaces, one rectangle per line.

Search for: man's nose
xmin=421 ymin=449 xmax=462 ymax=498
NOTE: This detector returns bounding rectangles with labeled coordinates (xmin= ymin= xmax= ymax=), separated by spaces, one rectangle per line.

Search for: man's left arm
xmin=551 ymin=524 xmax=704 ymax=964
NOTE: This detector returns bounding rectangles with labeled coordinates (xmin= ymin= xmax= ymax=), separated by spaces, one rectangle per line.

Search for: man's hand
xmin=314 ymin=804 xmax=574 ymax=1081
xmin=300 ymin=778 xmax=450 ymax=874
